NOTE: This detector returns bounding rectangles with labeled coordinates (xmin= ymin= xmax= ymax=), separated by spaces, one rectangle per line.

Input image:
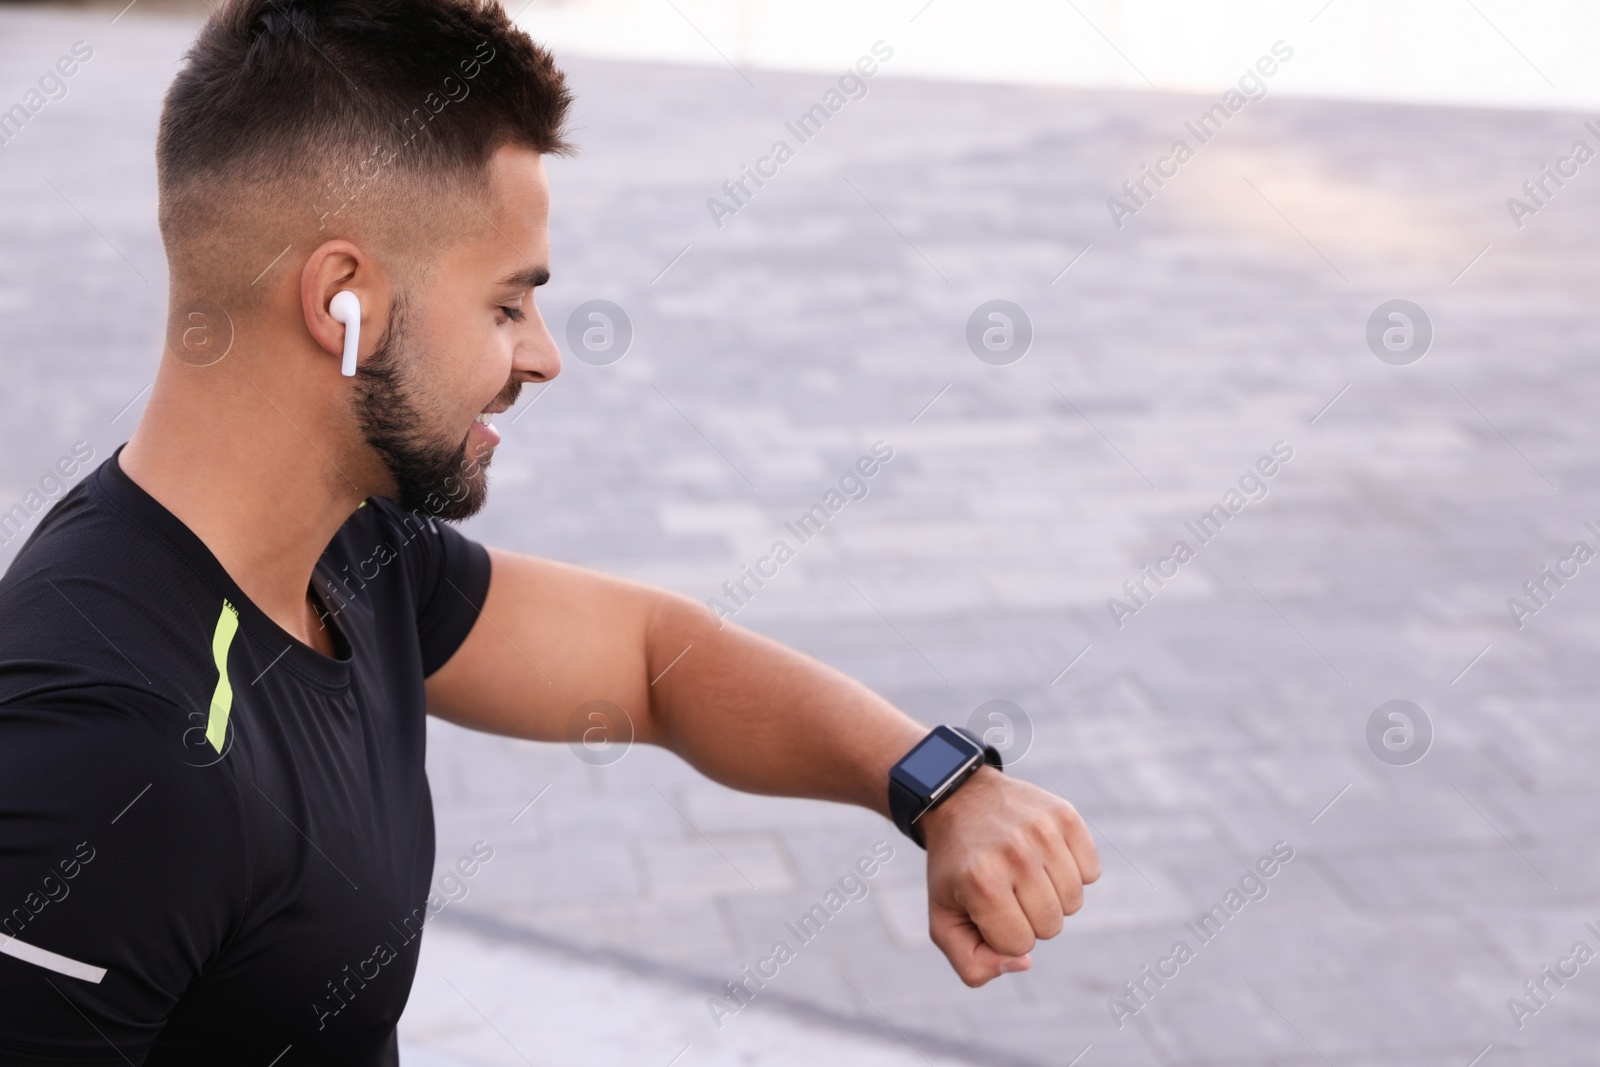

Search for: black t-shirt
xmin=0 ymin=446 xmax=491 ymax=1065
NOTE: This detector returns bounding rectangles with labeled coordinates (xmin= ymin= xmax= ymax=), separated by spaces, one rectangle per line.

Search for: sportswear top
xmin=0 ymin=445 xmax=492 ymax=1065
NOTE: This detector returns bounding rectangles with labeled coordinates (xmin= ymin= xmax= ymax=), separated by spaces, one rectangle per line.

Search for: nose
xmin=516 ymin=304 xmax=561 ymax=384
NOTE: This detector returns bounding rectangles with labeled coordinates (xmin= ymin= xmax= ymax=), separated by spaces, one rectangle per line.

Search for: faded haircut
xmin=156 ymin=0 xmax=572 ymax=313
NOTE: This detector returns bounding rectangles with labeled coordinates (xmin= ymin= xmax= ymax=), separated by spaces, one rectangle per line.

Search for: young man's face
xmin=354 ymin=146 xmax=559 ymax=519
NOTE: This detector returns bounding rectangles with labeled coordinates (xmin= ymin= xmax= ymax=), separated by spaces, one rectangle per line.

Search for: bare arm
xmin=426 ymin=546 xmax=1099 ymax=984
xmin=424 ymin=548 xmax=925 ymax=800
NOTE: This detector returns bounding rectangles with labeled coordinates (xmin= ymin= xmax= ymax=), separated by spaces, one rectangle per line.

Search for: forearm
xmin=641 ymin=590 xmax=927 ymax=817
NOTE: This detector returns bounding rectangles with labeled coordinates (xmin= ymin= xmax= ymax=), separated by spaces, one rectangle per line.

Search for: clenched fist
xmin=918 ymin=768 xmax=1100 ymax=987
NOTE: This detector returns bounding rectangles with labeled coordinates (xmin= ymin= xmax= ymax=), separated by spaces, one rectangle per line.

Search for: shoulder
xmin=0 ymin=459 xmax=252 ymax=705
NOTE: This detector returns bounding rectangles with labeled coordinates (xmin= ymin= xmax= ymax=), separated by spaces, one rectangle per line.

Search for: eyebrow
xmin=497 ymin=265 xmax=550 ymax=290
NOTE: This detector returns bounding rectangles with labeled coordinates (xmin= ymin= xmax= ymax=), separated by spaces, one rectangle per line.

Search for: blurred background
xmin=3 ymin=0 xmax=1600 ymax=1063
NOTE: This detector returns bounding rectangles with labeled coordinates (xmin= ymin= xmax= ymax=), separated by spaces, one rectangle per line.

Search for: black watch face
xmin=898 ymin=730 xmax=976 ymax=793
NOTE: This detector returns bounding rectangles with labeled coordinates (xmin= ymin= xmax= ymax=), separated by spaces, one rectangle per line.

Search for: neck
xmin=119 ymin=347 xmax=379 ymax=649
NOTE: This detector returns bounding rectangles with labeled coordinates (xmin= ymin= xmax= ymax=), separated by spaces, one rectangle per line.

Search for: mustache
xmin=491 ymin=378 xmax=521 ymax=412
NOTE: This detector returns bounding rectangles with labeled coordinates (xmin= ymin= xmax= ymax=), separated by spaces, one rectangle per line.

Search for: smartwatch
xmin=888 ymin=725 xmax=1003 ymax=849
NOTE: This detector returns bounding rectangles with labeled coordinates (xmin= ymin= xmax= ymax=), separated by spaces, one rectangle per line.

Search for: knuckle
xmin=1024 ymin=813 xmax=1058 ymax=846
xmin=963 ymin=862 xmax=1009 ymax=902
xmin=997 ymin=833 xmax=1031 ymax=866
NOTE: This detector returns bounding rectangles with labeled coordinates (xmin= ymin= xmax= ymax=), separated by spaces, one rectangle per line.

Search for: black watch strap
xmin=888 ymin=775 xmax=927 ymax=848
xmin=889 ymin=726 xmax=1003 ymax=849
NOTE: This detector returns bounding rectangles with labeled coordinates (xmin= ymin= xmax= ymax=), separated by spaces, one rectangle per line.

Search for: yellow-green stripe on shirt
xmin=205 ymin=599 xmax=240 ymax=753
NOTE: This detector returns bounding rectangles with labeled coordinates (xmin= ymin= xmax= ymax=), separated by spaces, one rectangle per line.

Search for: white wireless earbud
xmin=329 ymin=290 xmax=361 ymax=376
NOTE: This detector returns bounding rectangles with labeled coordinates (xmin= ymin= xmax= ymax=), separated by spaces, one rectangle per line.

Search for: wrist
xmin=887 ymin=725 xmax=1003 ymax=848
xmin=918 ymin=763 xmax=1002 ymax=844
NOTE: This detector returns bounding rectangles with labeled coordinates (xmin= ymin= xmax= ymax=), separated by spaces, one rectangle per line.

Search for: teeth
xmin=476 ymin=412 xmax=492 ymax=425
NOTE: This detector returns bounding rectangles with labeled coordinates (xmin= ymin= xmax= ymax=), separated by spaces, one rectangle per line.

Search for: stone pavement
xmin=397 ymin=920 xmax=978 ymax=1067
xmin=4 ymin=2 xmax=1600 ymax=1064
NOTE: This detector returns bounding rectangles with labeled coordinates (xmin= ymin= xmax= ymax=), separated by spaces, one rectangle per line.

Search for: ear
xmin=301 ymin=240 xmax=389 ymax=374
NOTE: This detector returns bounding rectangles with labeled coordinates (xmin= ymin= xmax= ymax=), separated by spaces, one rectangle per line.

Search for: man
xmin=0 ymin=0 xmax=1098 ymax=1062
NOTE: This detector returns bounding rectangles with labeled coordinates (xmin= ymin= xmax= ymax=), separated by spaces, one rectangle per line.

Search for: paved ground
xmin=4 ymin=3 xmax=1600 ymax=1065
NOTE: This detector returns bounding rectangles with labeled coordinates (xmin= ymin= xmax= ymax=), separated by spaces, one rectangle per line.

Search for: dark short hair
xmin=157 ymin=0 xmax=572 ymax=305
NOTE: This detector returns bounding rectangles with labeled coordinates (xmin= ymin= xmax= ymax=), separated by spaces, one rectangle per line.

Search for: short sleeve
xmin=366 ymin=500 xmax=493 ymax=677
xmin=0 ymin=689 xmax=247 ymax=1064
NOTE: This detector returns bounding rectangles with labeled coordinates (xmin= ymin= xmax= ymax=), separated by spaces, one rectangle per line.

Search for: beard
xmin=352 ymin=290 xmax=513 ymax=521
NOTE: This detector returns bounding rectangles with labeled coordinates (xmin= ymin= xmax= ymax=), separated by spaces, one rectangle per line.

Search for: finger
xmin=1057 ymin=802 xmax=1102 ymax=884
xmin=959 ymin=861 xmax=1037 ymax=958
xmin=1036 ymin=824 xmax=1086 ymax=919
xmin=1013 ymin=857 xmax=1067 ymax=940
xmin=928 ymin=899 xmax=1032 ymax=988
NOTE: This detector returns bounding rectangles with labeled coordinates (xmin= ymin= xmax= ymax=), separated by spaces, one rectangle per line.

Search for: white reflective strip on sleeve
xmin=0 ymin=933 xmax=107 ymax=983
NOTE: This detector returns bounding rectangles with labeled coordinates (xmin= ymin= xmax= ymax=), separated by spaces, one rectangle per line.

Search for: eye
xmin=498 ymin=306 xmax=525 ymax=323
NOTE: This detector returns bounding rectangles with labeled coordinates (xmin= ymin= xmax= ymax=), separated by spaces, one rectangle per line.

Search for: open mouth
xmin=475 ymin=400 xmax=510 ymax=426
xmin=470 ymin=405 xmax=506 ymax=447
